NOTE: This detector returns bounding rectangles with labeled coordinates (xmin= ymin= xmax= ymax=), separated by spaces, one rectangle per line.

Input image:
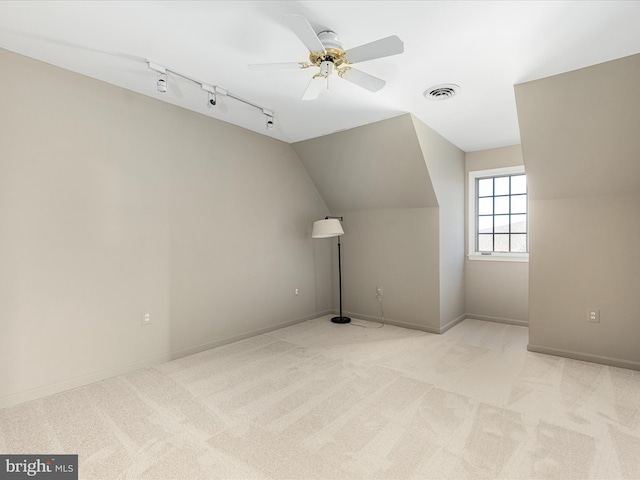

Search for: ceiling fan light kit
xmin=249 ymin=14 xmax=404 ymax=101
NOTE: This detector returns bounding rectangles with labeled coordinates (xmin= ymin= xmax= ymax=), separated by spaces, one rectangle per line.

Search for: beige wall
xmin=464 ymin=145 xmax=529 ymax=325
xmin=0 ymin=48 xmax=331 ymax=407
xmin=516 ymin=53 xmax=640 ymax=369
xmin=294 ymin=114 xmax=465 ymax=333
xmin=529 ymin=196 xmax=640 ymax=365
xmin=338 ymin=208 xmax=441 ymax=331
xmin=412 ymin=116 xmax=466 ymax=330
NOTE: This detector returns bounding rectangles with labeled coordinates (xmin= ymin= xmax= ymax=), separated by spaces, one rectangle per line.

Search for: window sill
xmin=468 ymin=254 xmax=529 ymax=263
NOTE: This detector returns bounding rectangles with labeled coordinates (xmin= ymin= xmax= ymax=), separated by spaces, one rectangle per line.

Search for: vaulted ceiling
xmin=1 ymin=1 xmax=639 ymax=152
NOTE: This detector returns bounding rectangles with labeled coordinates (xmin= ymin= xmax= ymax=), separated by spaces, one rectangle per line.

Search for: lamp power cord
xmin=349 ymin=292 xmax=385 ymax=329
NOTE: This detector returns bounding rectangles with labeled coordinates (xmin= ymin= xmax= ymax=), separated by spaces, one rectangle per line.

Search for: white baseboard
xmin=0 ymin=353 xmax=175 ymax=411
xmin=312 ymin=309 xmax=334 ymax=319
xmin=376 ymin=318 xmax=441 ymax=334
xmin=440 ymin=314 xmax=467 ymax=333
xmin=527 ymin=344 xmax=640 ymax=371
xmin=338 ymin=311 xmax=526 ymax=335
xmin=341 ymin=310 xmax=438 ymax=333
xmin=465 ymin=313 xmax=528 ymax=327
xmin=0 ymin=312 xmax=321 ymax=410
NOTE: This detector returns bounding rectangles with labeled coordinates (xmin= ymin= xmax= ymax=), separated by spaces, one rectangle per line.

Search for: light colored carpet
xmin=1 ymin=316 xmax=639 ymax=479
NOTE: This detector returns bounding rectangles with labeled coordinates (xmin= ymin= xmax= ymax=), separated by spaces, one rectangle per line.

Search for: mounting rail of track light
xmin=147 ymin=61 xmax=275 ymax=131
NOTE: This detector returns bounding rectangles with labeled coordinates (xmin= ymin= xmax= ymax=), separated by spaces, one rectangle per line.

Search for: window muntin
xmin=475 ymin=174 xmax=528 ymax=254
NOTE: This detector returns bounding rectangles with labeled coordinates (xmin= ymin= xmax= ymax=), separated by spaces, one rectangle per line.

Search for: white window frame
xmin=468 ymin=166 xmax=529 ymax=262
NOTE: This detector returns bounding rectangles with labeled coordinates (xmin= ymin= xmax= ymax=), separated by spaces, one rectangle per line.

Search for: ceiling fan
xmin=249 ymin=14 xmax=404 ymax=101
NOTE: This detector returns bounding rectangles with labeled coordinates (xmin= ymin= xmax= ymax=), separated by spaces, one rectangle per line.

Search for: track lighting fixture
xmin=146 ymin=60 xmax=274 ymax=129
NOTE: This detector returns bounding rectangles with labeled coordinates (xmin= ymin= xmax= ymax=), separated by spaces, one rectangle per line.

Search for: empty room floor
xmin=1 ymin=316 xmax=639 ymax=479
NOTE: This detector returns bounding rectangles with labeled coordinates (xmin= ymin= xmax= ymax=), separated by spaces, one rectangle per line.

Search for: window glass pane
xmin=494 ymin=215 xmax=509 ymax=233
xmin=478 ymin=234 xmax=493 ymax=252
xmin=511 ymin=214 xmax=527 ymax=233
xmin=494 ymin=196 xmax=509 ymax=214
xmin=478 ymin=216 xmax=493 ymax=233
xmin=494 ymin=234 xmax=509 ymax=252
xmin=511 ymin=234 xmax=527 ymax=252
xmin=478 ymin=178 xmax=493 ymax=197
xmin=473 ymin=170 xmax=528 ymax=257
xmin=511 ymin=175 xmax=527 ymax=194
xmin=511 ymin=194 xmax=527 ymax=214
xmin=494 ymin=177 xmax=509 ymax=196
xmin=478 ymin=197 xmax=493 ymax=215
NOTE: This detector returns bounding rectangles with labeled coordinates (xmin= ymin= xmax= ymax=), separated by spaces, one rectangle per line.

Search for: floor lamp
xmin=312 ymin=216 xmax=350 ymax=324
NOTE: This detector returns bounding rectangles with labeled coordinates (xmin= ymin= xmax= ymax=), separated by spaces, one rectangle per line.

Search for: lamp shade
xmin=312 ymin=218 xmax=344 ymax=238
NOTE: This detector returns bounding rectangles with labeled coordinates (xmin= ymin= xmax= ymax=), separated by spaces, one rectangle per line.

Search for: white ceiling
xmin=1 ymin=1 xmax=639 ymax=152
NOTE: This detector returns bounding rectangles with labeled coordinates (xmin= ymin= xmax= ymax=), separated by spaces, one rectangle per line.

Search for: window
xmin=468 ymin=166 xmax=528 ymax=261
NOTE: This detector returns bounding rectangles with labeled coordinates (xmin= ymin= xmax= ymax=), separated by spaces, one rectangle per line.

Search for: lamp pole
xmin=312 ymin=216 xmax=350 ymax=324
xmin=327 ymin=216 xmax=350 ymax=324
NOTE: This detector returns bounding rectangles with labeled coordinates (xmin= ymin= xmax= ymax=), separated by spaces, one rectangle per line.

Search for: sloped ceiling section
xmin=410 ymin=115 xmax=465 ymax=204
xmin=291 ymin=114 xmax=437 ymax=213
xmin=515 ymin=53 xmax=640 ymax=200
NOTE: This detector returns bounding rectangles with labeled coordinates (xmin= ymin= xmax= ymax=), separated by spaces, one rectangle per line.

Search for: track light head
xmin=201 ymin=84 xmax=217 ymax=108
xmin=157 ymin=72 xmax=167 ymax=93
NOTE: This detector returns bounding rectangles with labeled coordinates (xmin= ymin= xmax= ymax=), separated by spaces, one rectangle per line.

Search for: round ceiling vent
xmin=423 ymin=84 xmax=460 ymax=101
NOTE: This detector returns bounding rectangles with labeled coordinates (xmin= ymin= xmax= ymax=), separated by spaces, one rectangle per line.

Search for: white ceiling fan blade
xmin=284 ymin=14 xmax=325 ymax=53
xmin=345 ymin=35 xmax=404 ymax=64
xmin=302 ymin=75 xmax=325 ymax=101
xmin=248 ymin=62 xmax=309 ymax=71
xmin=340 ymin=68 xmax=386 ymax=92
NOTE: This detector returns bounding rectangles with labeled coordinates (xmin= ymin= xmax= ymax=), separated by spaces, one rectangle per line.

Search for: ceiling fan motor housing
xmin=248 ymin=14 xmax=404 ymax=100
xmin=309 ymin=31 xmax=347 ymax=67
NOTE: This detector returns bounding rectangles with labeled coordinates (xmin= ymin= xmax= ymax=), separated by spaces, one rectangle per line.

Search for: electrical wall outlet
xmin=295 ymin=288 xmax=300 ymax=296
xmin=587 ymin=308 xmax=600 ymax=323
xmin=376 ymin=286 xmax=383 ymax=297
xmin=142 ymin=312 xmax=151 ymax=326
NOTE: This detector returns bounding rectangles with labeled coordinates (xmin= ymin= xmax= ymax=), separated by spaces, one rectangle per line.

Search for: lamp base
xmin=331 ymin=316 xmax=351 ymax=324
